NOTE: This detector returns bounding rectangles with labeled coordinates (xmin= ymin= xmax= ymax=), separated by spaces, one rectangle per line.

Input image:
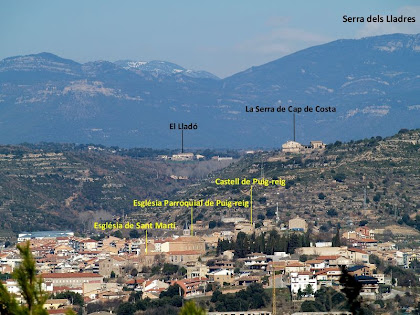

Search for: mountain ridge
xmin=0 ymin=33 xmax=419 ymax=148
xmin=114 ymin=59 xmax=220 ymax=80
xmin=0 ymin=128 xmax=418 ymax=236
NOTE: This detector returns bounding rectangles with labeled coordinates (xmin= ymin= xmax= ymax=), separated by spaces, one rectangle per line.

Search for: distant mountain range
xmin=0 ymin=33 xmax=419 ymax=148
xmin=114 ymin=60 xmax=220 ymax=80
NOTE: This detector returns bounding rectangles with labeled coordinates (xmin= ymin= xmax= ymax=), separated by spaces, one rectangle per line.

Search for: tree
xmin=332 ymin=228 xmax=341 ymax=247
xmin=178 ymin=267 xmax=187 ymax=276
xmin=162 ymin=263 xmax=179 ymax=275
xmin=211 ymin=290 xmax=222 ymax=303
xmin=258 ymin=197 xmax=267 ymax=204
xmin=211 ymin=283 xmax=268 ymax=311
xmin=297 ymin=288 xmax=304 ymax=300
xmin=178 ymin=300 xmax=206 ymax=315
xmin=54 ymin=291 xmax=83 ymax=307
xmin=0 ymin=241 xmax=49 ymax=315
xmin=305 ymin=284 xmax=314 ymax=296
xmin=327 ymin=209 xmax=338 ymax=217
xmin=128 ymin=290 xmax=142 ymax=302
xmin=110 ymin=271 xmax=116 ymax=278
xmin=160 ymin=284 xmax=184 ymax=299
xmin=339 ymin=267 xmax=362 ymax=314
xmin=369 ymin=255 xmax=382 ymax=269
xmin=234 ymin=232 xmax=250 ymax=258
xmin=287 ymin=233 xmax=301 ymax=254
xmin=112 ymin=230 xmax=123 ymax=239
xmin=130 ymin=268 xmax=138 ymax=277
xmin=301 ymin=287 xmax=347 ymax=313
xmin=117 ymin=302 xmax=136 ymax=315
xmin=129 ymin=229 xmax=140 ymax=239
xmin=385 ymin=266 xmax=418 ymax=287
xmin=301 ymin=300 xmax=323 ymax=312
xmin=333 ymin=173 xmax=346 ymax=182
xmin=359 ymin=220 xmax=368 ymax=227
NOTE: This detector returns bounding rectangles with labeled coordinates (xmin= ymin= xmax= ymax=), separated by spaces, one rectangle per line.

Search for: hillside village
xmin=1 ymin=216 xmax=419 ymax=314
xmin=0 ymin=129 xmax=419 ymax=314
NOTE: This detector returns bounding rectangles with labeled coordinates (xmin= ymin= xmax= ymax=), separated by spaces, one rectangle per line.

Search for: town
xmin=1 ymin=215 xmax=419 ymax=315
xmin=0 ymin=129 xmax=419 ymax=314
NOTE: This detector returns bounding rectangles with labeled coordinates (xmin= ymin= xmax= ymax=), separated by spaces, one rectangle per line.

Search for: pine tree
xmin=178 ymin=300 xmax=206 ymax=315
xmin=339 ymin=267 xmax=362 ymax=314
xmin=332 ymin=228 xmax=341 ymax=247
xmin=216 ymin=239 xmax=222 ymax=256
xmin=288 ymin=233 xmax=300 ymax=254
xmin=0 ymin=241 xmax=49 ymax=315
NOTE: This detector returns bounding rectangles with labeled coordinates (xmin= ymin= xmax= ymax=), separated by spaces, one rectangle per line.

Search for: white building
xmin=4 ymin=279 xmax=20 ymax=295
xmin=0 ymin=256 xmax=21 ymax=272
xmin=290 ymin=272 xmax=317 ymax=295
xmin=217 ymin=156 xmax=233 ymax=161
xmin=315 ymin=242 xmax=333 ymax=248
xmin=3 ymin=279 xmax=53 ymax=304
xmin=310 ymin=141 xmax=326 ymax=149
xmin=282 ymin=141 xmax=303 ymax=153
xmin=171 ymin=153 xmax=194 ymax=161
xmin=143 ymin=279 xmax=169 ymax=293
xmin=18 ymin=231 xmax=74 ymax=242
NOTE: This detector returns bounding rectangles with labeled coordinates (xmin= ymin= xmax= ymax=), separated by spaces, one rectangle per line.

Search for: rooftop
xmin=41 ymin=272 xmax=102 ymax=278
xmin=18 ymin=231 xmax=74 ymax=238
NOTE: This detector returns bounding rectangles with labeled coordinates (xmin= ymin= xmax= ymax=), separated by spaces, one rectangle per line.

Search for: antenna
xmin=293 ymin=112 xmax=296 ymax=142
xmin=276 ymin=203 xmax=280 ymax=224
xmin=261 ymin=159 xmax=264 ymax=179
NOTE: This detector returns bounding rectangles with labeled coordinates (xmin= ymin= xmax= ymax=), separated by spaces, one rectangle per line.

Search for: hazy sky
xmin=1 ymin=0 xmax=419 ymax=77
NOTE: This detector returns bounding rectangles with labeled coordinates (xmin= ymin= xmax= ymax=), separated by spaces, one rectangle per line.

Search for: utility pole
xmin=272 ymin=265 xmax=276 ymax=315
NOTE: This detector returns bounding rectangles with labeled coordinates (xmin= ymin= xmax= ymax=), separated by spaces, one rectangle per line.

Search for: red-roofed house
xmin=305 ymin=260 xmax=326 ymax=271
xmin=171 ymin=277 xmax=207 ymax=297
xmin=285 ymin=261 xmax=306 ymax=274
xmin=315 ymin=268 xmax=342 ymax=287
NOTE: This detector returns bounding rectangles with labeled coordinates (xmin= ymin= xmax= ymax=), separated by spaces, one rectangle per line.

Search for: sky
xmin=1 ymin=0 xmax=419 ymax=78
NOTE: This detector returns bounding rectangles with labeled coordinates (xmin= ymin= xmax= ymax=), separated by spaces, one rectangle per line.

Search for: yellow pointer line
xmin=145 ymin=230 xmax=148 ymax=253
xmin=250 ymin=185 xmax=253 ymax=224
xmin=191 ymin=206 xmax=194 ymax=236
